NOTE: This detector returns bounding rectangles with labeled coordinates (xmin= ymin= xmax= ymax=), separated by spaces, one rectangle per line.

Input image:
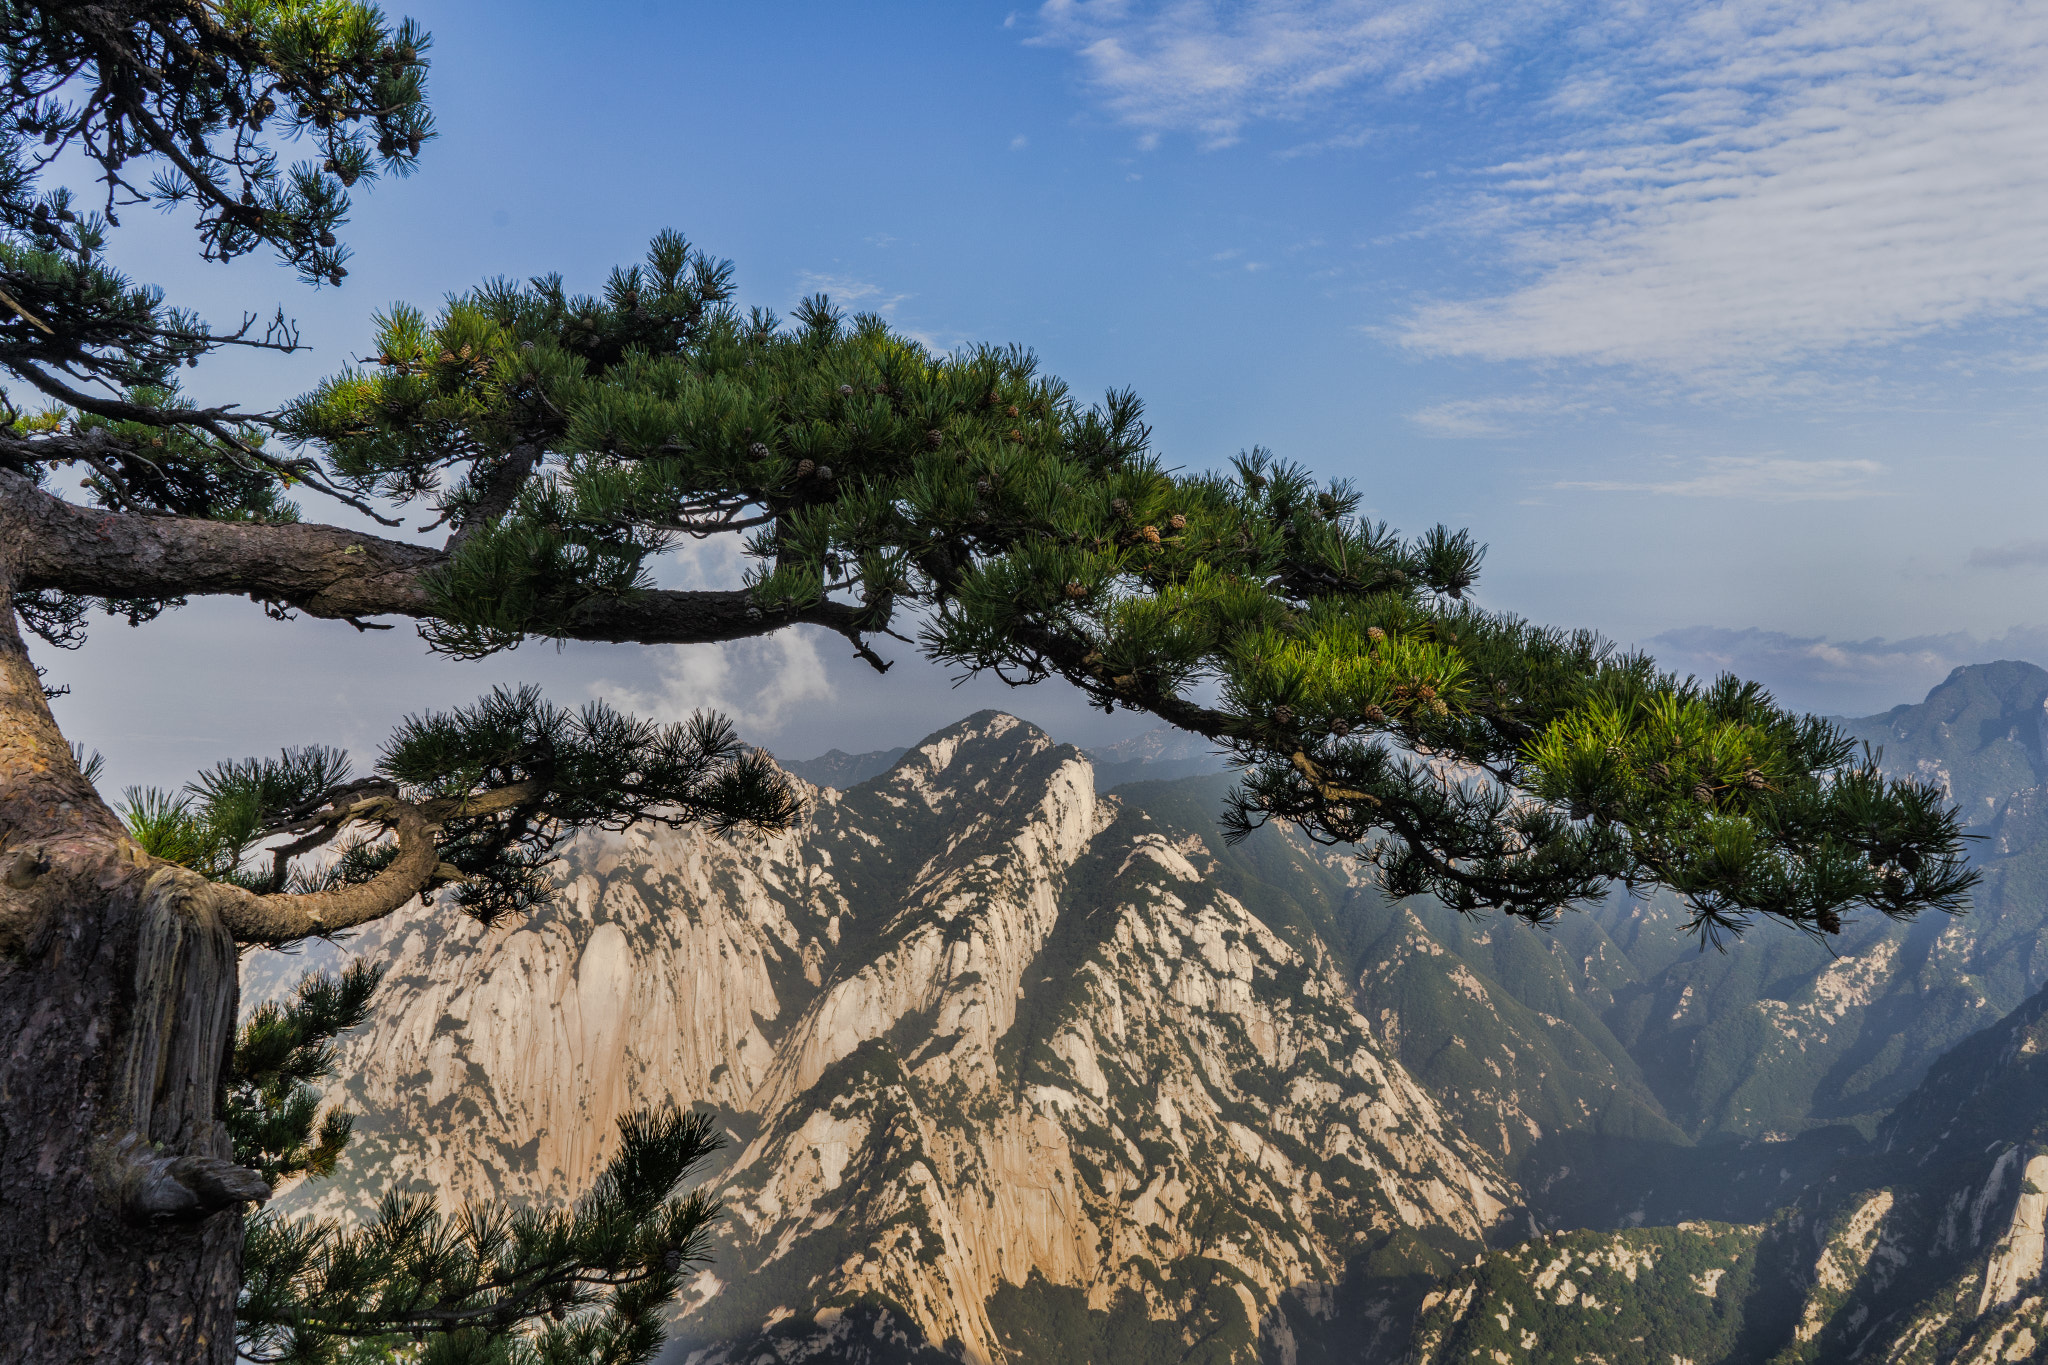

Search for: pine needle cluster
xmin=272 ymin=240 xmax=1975 ymax=940
xmin=227 ymin=968 xmax=721 ymax=1365
xmin=120 ymin=686 xmax=797 ymax=926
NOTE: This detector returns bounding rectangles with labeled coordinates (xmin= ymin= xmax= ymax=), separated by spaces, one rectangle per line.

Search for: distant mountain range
xmin=775 ymin=724 xmax=1230 ymax=795
xmin=257 ymin=661 xmax=2048 ymax=1362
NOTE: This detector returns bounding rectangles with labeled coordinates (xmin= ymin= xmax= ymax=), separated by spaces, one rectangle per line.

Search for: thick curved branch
xmin=212 ymin=801 xmax=440 ymax=946
xmin=3 ymin=468 xmax=864 ymax=643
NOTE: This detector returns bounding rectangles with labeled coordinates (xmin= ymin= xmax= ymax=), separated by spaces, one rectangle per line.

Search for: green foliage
xmin=2 ymin=0 xmax=432 ymax=280
xmin=225 ymin=961 xmax=725 ymax=1365
xmin=125 ymin=687 xmax=798 ymax=923
xmin=1411 ymin=1223 xmax=1775 ymax=1365
xmin=987 ymin=1267 xmax=1258 ymax=1365
xmin=229 ymin=962 xmax=383 ymax=1187
xmin=237 ymin=1103 xmax=723 ymax=1365
xmin=375 ymin=685 xmax=800 ymax=925
xmin=265 ymin=236 xmax=1977 ymax=937
xmin=0 ymin=0 xmax=433 ymax=639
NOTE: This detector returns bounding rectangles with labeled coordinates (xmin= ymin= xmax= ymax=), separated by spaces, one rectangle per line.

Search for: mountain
xmin=254 ymin=661 xmax=2048 ymax=1361
xmin=1398 ymin=661 xmax=2048 ymax=1362
xmin=1410 ymin=977 xmax=2048 ymax=1364
xmin=1350 ymin=662 xmax=2048 ymax=1184
xmin=1849 ymin=659 xmax=2048 ymax=824
xmin=772 ymin=724 xmax=1232 ymax=798
xmin=277 ymin=713 xmax=1512 ymax=1363
xmin=1083 ymin=726 xmax=1232 ymax=790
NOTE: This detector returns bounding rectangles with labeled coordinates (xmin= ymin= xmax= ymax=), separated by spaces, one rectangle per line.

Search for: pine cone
xmin=815 ymin=465 xmax=834 ymax=480
xmin=1064 ymin=581 xmax=1088 ymax=600
xmin=748 ymin=442 xmax=769 ymax=460
xmin=1139 ymin=525 xmax=1161 ymax=545
xmin=1109 ymin=497 xmax=1131 ymax=519
xmin=1007 ymin=405 xmax=1020 ymax=417
xmin=796 ymin=459 xmax=816 ymax=478
xmin=926 ymin=428 xmax=943 ymax=449
xmin=1693 ymin=783 xmax=1716 ymax=804
xmin=1332 ymin=720 xmax=1352 ymax=736
xmin=1362 ymin=705 xmax=1386 ymax=723
xmin=838 ymin=384 xmax=855 ymax=396
xmin=1366 ymin=626 xmax=1386 ymax=644
xmin=1273 ymin=705 xmax=1295 ymax=727
xmin=1168 ymin=513 xmax=1187 ymax=531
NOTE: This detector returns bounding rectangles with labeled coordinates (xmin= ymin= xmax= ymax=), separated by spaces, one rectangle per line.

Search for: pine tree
xmin=0 ymin=5 xmax=1977 ymax=1364
xmin=223 ymin=969 xmax=722 ymax=1365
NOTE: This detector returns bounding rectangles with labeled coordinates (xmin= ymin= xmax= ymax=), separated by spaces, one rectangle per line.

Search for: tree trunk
xmin=0 ymin=568 xmax=265 ymax=1364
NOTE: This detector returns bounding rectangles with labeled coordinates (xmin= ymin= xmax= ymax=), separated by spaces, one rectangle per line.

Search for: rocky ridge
xmin=277 ymin=712 xmax=1511 ymax=1363
xmin=1410 ymin=977 xmax=2048 ymax=1364
xmin=259 ymin=662 xmax=2048 ymax=1362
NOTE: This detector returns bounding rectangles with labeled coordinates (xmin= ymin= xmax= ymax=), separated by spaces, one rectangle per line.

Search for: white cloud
xmin=1402 ymin=1 xmax=2048 ymax=373
xmin=1407 ymin=389 xmax=1599 ymax=436
xmin=599 ymin=630 xmax=835 ymax=738
xmin=1650 ymin=624 xmax=2048 ymax=715
xmin=1033 ymin=0 xmax=1547 ymax=148
xmin=794 ymin=272 xmax=910 ymax=317
xmin=1036 ymin=0 xmax=2048 ymax=379
xmin=1557 ymin=455 xmax=1884 ymax=500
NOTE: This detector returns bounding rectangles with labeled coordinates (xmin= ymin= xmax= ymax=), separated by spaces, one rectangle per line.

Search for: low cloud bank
xmin=1648 ymin=625 xmax=2048 ymax=717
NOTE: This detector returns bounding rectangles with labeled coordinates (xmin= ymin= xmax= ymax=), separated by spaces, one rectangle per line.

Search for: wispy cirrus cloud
xmin=1035 ymin=1 xmax=2048 ymax=381
xmin=1401 ymin=1 xmax=2048 ymax=374
xmin=1407 ymin=389 xmax=1600 ymax=436
xmin=1557 ymin=456 xmax=1884 ymax=501
xmin=795 ymin=272 xmax=911 ymax=317
xmin=1033 ymin=0 xmax=1557 ymax=148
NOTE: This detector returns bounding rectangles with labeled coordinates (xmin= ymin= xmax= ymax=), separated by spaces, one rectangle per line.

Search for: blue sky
xmin=38 ymin=0 xmax=2048 ymax=789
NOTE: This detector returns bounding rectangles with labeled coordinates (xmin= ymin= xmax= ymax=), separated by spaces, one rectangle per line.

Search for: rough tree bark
xmin=0 ymin=472 xmax=529 ymax=1363
xmin=0 ymin=546 xmax=261 ymax=1363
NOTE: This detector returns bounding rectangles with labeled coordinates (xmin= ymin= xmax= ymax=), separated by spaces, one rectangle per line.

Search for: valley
xmin=255 ymin=661 xmax=2048 ymax=1362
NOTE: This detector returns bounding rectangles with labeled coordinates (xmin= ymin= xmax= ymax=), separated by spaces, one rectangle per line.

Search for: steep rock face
xmin=1412 ymin=980 xmax=2048 ymax=1364
xmin=279 ymin=713 xmax=1509 ymax=1364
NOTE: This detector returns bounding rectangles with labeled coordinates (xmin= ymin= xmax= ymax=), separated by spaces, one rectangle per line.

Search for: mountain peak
xmin=1847 ymin=659 xmax=2048 ymax=817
